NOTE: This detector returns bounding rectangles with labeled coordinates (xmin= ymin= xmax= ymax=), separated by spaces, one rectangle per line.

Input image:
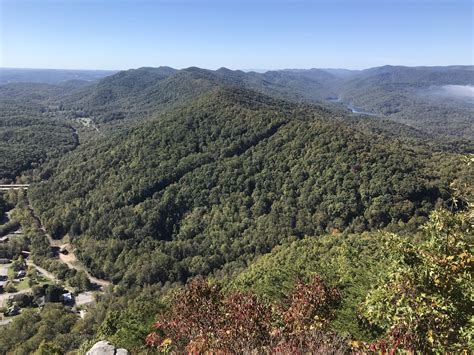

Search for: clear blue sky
xmin=1 ymin=0 xmax=472 ymax=70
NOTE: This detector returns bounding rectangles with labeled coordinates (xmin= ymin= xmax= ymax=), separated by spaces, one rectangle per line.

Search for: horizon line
xmin=1 ymin=64 xmax=472 ymax=73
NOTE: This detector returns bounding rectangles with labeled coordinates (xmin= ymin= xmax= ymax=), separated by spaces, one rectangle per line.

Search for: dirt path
xmin=58 ymin=244 xmax=110 ymax=288
xmin=25 ymin=195 xmax=111 ymax=288
xmin=26 ymin=261 xmax=60 ymax=283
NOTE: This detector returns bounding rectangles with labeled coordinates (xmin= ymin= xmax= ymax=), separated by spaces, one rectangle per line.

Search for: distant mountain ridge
xmin=1 ymin=64 xmax=472 ymax=180
xmin=0 ymin=68 xmax=117 ymax=85
xmin=62 ymin=64 xmax=473 ymax=137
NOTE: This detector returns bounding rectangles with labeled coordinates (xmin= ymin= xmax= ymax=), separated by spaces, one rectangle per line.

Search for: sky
xmin=0 ymin=0 xmax=473 ymax=70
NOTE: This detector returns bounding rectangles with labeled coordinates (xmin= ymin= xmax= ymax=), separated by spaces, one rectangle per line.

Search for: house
xmin=62 ymin=292 xmax=75 ymax=306
xmin=0 ymin=236 xmax=9 ymax=244
xmin=4 ymin=304 xmax=20 ymax=317
xmin=35 ymin=296 xmax=46 ymax=308
xmin=8 ymin=294 xmax=27 ymax=303
xmin=0 ymin=268 xmax=8 ymax=293
xmin=16 ymin=270 xmax=26 ymax=279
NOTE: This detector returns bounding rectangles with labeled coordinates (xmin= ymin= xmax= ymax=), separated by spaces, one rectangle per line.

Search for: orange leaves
xmin=146 ymin=275 xmax=343 ymax=353
xmin=283 ymin=275 xmax=341 ymax=333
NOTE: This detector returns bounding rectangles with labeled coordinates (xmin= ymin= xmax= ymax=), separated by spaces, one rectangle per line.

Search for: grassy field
xmin=6 ymin=264 xmax=50 ymax=291
xmin=13 ymin=278 xmax=30 ymax=291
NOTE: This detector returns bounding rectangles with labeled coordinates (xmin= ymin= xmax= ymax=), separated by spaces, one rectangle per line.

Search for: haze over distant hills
xmin=0 ymin=68 xmax=117 ymax=85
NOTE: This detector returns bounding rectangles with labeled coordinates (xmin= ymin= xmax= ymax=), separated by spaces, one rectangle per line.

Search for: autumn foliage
xmin=146 ymin=275 xmax=344 ymax=353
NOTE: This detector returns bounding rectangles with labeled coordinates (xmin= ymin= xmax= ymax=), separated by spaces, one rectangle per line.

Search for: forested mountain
xmin=29 ymin=85 xmax=464 ymax=287
xmin=0 ymin=64 xmax=472 ymax=353
xmin=0 ymin=83 xmax=82 ymax=181
xmin=50 ymin=64 xmax=474 ymax=138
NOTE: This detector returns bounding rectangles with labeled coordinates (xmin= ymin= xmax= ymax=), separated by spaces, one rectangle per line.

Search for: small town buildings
xmin=8 ymin=294 xmax=27 ymax=303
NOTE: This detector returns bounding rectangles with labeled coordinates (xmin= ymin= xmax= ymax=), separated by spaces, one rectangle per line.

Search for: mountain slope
xmin=57 ymin=66 xmax=338 ymax=125
xmin=29 ymin=87 xmax=456 ymax=286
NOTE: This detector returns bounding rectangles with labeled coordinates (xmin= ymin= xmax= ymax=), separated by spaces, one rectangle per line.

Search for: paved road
xmin=0 ymin=319 xmax=12 ymax=326
xmin=0 ymin=261 xmax=62 ymax=307
xmin=0 ymin=264 xmax=8 ymax=277
xmin=0 ymin=261 xmax=95 ymax=308
xmin=0 ymin=184 xmax=29 ymax=191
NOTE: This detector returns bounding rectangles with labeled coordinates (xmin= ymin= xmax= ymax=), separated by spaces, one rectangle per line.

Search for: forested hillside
xmin=0 ymin=65 xmax=472 ymax=354
xmin=0 ymin=83 xmax=80 ymax=180
xmin=56 ymin=65 xmax=474 ymax=138
xmin=0 ymin=81 xmax=91 ymax=180
xmin=29 ymin=86 xmax=462 ymax=287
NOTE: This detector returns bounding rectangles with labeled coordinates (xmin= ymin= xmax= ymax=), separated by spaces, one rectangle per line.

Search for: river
xmin=327 ymin=97 xmax=377 ymax=116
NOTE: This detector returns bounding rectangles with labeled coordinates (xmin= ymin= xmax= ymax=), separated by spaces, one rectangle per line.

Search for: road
xmin=0 ymin=319 xmax=12 ymax=326
xmin=1 ymin=185 xmax=110 ymax=297
xmin=75 ymin=291 xmax=94 ymax=306
xmin=58 ymin=246 xmax=110 ymax=287
xmin=0 ymin=184 xmax=29 ymax=191
xmin=26 ymin=261 xmax=60 ymax=283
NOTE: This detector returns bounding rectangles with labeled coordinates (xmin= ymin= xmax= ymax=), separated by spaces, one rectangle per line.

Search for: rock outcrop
xmin=86 ymin=340 xmax=128 ymax=355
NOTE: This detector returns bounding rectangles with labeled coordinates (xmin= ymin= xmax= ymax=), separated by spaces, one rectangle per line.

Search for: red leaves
xmin=283 ymin=275 xmax=341 ymax=333
xmin=218 ymin=292 xmax=273 ymax=351
xmin=147 ymin=277 xmax=223 ymax=350
xmin=146 ymin=275 xmax=344 ymax=353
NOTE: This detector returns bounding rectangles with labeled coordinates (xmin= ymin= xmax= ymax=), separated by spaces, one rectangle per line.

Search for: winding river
xmin=327 ymin=97 xmax=377 ymax=116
